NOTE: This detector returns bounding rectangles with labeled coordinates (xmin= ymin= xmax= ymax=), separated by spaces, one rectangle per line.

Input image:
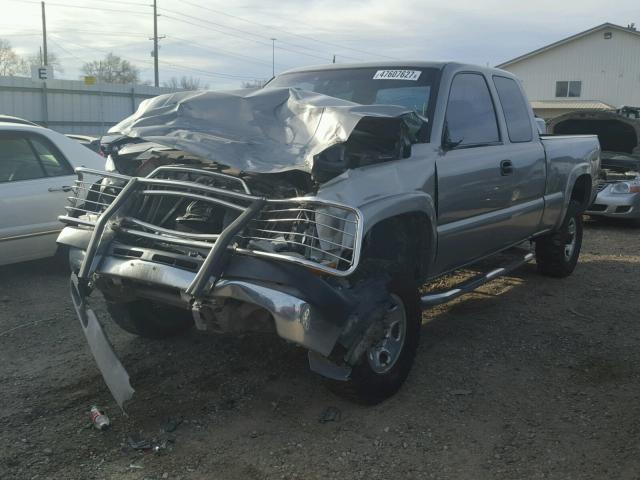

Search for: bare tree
xmin=240 ymin=79 xmax=268 ymax=89
xmin=81 ymin=53 xmax=140 ymax=84
xmin=163 ymin=76 xmax=207 ymax=90
xmin=27 ymin=50 xmax=64 ymax=74
xmin=0 ymin=39 xmax=28 ymax=76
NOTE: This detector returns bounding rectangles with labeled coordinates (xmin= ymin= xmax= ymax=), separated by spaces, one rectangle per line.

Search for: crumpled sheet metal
xmin=109 ymin=87 xmax=418 ymax=173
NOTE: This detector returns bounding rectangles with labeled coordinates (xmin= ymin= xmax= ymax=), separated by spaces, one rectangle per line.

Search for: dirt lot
xmin=1 ymin=219 xmax=639 ymax=480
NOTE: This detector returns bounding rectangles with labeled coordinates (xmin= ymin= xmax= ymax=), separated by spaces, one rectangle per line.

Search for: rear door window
xmin=444 ymin=73 xmax=500 ymax=147
xmin=493 ymin=76 xmax=533 ymax=142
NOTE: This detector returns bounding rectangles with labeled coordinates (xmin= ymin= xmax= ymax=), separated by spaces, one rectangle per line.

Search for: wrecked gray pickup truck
xmin=57 ymin=62 xmax=600 ymax=408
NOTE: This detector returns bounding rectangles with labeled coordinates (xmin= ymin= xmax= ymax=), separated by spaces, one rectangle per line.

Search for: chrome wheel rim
xmin=367 ymin=294 xmax=407 ymax=374
xmin=564 ymin=217 xmax=577 ymax=261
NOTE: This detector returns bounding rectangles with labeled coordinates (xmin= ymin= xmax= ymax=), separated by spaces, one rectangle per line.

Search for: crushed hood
xmin=109 ymin=87 xmax=424 ymax=174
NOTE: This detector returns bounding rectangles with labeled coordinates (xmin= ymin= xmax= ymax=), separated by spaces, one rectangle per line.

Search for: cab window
xmin=493 ymin=76 xmax=533 ymax=142
xmin=444 ymin=73 xmax=500 ymax=147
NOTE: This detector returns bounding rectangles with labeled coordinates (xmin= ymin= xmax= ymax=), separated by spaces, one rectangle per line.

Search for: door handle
xmin=500 ymin=160 xmax=513 ymax=176
xmin=48 ymin=185 xmax=72 ymax=192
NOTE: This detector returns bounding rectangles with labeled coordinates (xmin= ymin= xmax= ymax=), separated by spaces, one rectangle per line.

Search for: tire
xmin=328 ymin=275 xmax=421 ymax=405
xmin=106 ymin=299 xmax=194 ymax=339
xmin=535 ymin=200 xmax=583 ymax=278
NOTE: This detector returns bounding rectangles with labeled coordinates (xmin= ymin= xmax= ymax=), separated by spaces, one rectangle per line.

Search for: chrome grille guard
xmin=59 ymin=167 xmax=364 ymax=292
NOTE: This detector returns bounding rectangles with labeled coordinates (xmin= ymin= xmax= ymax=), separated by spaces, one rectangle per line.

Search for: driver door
xmin=433 ymin=73 xmax=516 ymax=274
xmin=0 ymin=131 xmax=75 ymax=265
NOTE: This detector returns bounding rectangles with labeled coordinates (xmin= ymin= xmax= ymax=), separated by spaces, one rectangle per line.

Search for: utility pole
xmin=153 ymin=0 xmax=159 ymax=87
xmin=270 ymin=38 xmax=276 ymax=78
xmin=41 ymin=1 xmax=48 ymax=66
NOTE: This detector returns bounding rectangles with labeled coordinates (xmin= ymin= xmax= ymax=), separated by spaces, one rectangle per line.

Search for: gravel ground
xmin=1 ymin=219 xmax=639 ymax=480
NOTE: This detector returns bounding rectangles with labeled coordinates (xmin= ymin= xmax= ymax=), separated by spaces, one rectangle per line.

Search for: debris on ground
xmin=89 ymin=406 xmax=110 ymax=431
xmin=450 ymin=389 xmax=473 ymax=396
xmin=126 ymin=433 xmax=152 ymax=451
xmin=319 ymin=406 xmax=342 ymax=424
xmin=2 ymin=225 xmax=640 ymax=478
xmin=161 ymin=416 xmax=183 ymax=433
xmin=125 ymin=432 xmax=175 ymax=455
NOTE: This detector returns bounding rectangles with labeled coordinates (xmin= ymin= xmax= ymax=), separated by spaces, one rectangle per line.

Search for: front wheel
xmin=328 ymin=276 xmax=421 ymax=405
xmin=535 ymin=200 xmax=583 ymax=278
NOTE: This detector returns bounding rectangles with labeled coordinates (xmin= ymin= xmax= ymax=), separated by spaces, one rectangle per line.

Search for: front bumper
xmin=62 ymin=227 xmax=356 ymax=408
xmin=57 ymin=168 xmax=365 ymax=408
xmin=69 ymin=245 xmax=347 ymax=354
xmin=586 ymin=189 xmax=640 ymax=219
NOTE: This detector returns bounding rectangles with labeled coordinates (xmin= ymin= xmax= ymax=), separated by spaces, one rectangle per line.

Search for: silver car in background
xmin=549 ymin=109 xmax=640 ymax=223
xmin=587 ymin=166 xmax=640 ymax=221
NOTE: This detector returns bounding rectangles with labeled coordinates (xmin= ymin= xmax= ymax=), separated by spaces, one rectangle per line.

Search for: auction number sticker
xmin=373 ymin=70 xmax=422 ymax=81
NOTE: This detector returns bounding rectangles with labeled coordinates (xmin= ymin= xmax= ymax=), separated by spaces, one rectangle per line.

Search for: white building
xmin=497 ymin=23 xmax=640 ymax=119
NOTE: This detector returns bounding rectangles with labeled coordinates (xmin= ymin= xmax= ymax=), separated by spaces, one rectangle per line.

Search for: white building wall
xmin=502 ymin=28 xmax=640 ymax=107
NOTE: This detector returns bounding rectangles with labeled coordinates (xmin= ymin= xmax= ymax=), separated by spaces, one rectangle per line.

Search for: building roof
xmin=530 ymin=100 xmax=615 ymax=111
xmin=496 ymin=23 xmax=640 ymax=69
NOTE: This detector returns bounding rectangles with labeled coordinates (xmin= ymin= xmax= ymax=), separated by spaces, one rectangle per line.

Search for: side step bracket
xmin=421 ymin=251 xmax=534 ymax=309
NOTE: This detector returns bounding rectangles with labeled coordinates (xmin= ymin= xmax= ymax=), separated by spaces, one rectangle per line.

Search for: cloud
xmin=3 ymin=0 xmax=638 ymax=89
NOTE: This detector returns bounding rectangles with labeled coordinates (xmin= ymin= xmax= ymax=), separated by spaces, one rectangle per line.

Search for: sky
xmin=2 ymin=0 xmax=638 ymax=89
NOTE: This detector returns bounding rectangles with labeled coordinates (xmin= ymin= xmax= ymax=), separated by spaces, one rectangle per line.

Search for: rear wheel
xmin=535 ymin=200 xmax=583 ymax=278
xmin=106 ymin=299 xmax=194 ymax=339
xmin=328 ymin=275 xmax=421 ymax=405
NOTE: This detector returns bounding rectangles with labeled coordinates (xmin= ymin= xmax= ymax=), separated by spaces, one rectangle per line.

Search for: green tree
xmin=81 ymin=53 xmax=140 ymax=84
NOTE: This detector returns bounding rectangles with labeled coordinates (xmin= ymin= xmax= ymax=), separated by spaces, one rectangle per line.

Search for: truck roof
xmin=279 ymin=61 xmax=510 ymax=77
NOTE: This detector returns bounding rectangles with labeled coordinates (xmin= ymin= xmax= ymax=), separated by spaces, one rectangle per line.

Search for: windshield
xmin=266 ymin=67 xmax=440 ymax=118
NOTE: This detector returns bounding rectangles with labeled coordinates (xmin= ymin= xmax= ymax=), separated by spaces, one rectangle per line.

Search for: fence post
xmin=42 ymin=81 xmax=49 ymax=127
xmin=99 ymin=89 xmax=104 ymax=132
xmin=131 ymin=86 xmax=136 ymax=113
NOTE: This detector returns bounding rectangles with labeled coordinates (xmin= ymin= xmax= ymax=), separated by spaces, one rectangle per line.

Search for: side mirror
xmin=441 ymin=121 xmax=463 ymax=150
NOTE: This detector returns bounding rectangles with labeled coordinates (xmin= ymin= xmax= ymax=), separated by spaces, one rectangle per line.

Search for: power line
xmin=158 ymin=60 xmax=266 ymax=80
xmin=179 ymin=0 xmax=397 ymax=61
xmin=89 ymin=0 xmax=149 ymax=6
xmin=0 ymin=32 xmax=41 ymax=37
xmin=55 ymin=35 xmax=264 ymax=81
xmin=47 ymin=35 xmax=90 ymax=64
xmin=167 ymin=35 xmax=277 ymax=68
xmin=161 ymin=6 xmax=362 ymax=61
xmin=4 ymin=0 xmax=40 ymax=4
xmin=161 ymin=13 xmax=333 ymax=62
xmin=44 ymin=2 xmax=149 ymax=16
xmin=50 ymin=29 xmax=150 ymax=37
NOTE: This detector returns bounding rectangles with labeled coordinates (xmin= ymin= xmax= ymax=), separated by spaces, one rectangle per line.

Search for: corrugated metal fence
xmin=0 ymin=76 xmax=180 ymax=136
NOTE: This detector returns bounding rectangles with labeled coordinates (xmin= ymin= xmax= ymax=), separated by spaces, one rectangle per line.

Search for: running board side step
xmin=421 ymin=252 xmax=535 ymax=308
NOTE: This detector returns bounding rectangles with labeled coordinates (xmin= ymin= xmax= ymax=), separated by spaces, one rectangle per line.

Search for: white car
xmin=0 ymin=122 xmax=104 ymax=266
